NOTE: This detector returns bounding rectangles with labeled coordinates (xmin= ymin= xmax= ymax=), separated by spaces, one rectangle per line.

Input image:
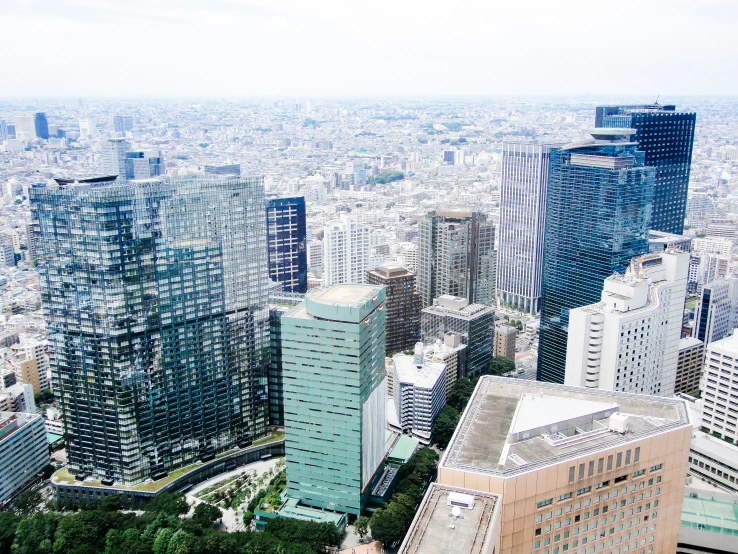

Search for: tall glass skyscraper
xmin=537 ymin=130 xmax=654 ymax=384
xmin=30 ymin=175 xmax=271 ymax=485
xmin=595 ymin=104 xmax=696 ymax=235
xmin=496 ymin=142 xmax=559 ymax=315
xmin=265 ymin=196 xmax=308 ymax=293
xmin=34 ymin=112 xmax=49 ymax=140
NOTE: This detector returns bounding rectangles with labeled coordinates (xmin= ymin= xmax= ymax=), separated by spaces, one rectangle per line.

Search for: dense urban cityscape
xmin=2 ymin=76 xmax=738 ymax=554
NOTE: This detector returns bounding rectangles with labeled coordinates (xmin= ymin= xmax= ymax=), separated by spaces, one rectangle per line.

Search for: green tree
xmin=431 ymin=405 xmax=460 ymax=448
xmin=11 ymin=513 xmax=59 ymax=554
xmin=353 ymin=516 xmax=369 ymax=540
xmin=13 ymin=489 xmax=43 ymax=515
xmin=152 ymin=528 xmax=173 ymax=554
xmin=487 ymin=356 xmax=515 ymax=376
xmin=191 ymin=503 xmax=222 ymax=528
xmin=0 ymin=513 xmax=19 ymax=554
xmin=369 ymin=503 xmax=412 ymax=547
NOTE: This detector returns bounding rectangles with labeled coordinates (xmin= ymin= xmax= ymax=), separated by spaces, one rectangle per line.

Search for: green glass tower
xmin=30 ymin=175 xmax=271 ymax=485
xmin=281 ymin=285 xmax=386 ymax=515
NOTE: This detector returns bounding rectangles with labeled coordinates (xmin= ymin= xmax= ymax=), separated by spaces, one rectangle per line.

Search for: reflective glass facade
xmin=266 ymin=197 xmax=308 ymax=293
xmin=537 ymin=142 xmax=654 ymax=384
xmin=596 ymin=105 xmax=696 ymax=235
xmin=30 ymin=176 xmax=270 ymax=485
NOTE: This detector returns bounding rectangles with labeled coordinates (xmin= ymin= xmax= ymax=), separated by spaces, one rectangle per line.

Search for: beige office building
xmin=494 ymin=325 xmax=517 ymax=359
xmin=400 ymin=377 xmax=692 ymax=554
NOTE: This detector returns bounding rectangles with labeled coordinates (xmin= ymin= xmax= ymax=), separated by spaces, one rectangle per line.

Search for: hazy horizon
xmin=2 ymin=0 xmax=737 ymax=99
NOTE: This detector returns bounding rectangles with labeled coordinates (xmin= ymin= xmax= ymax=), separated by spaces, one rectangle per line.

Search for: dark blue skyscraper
xmin=537 ymin=130 xmax=654 ymax=384
xmin=595 ymin=104 xmax=695 ymax=235
xmin=265 ymin=196 xmax=307 ymax=293
xmin=34 ymin=112 xmax=49 ymax=140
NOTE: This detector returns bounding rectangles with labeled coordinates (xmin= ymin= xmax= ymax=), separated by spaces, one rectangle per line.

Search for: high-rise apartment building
xmin=366 ymin=264 xmax=421 ymax=354
xmin=596 ymin=104 xmax=696 ymax=235
xmin=565 ymin=251 xmax=689 ymax=397
xmin=323 ymin=213 xmax=370 ymax=286
xmin=700 ymin=332 xmax=738 ymax=444
xmin=281 ymin=285 xmax=386 ymax=515
xmin=675 ymin=337 xmax=704 ymax=397
xmin=30 ymin=175 xmax=271 ymax=485
xmin=265 ymin=196 xmax=308 ymax=293
xmin=421 ymin=295 xmax=494 ymax=378
xmin=0 ymin=412 xmax=50 ymax=503
xmin=693 ymin=277 xmax=738 ymax=345
xmin=400 ymin=376 xmax=692 ymax=554
xmin=493 ymin=325 xmax=517 ymax=360
xmin=497 ymin=142 xmax=558 ymax=315
xmin=538 ymin=129 xmax=654 ymax=384
xmin=418 ymin=210 xmax=495 ymax=308
xmin=34 ymin=112 xmax=49 ymax=140
xmin=102 ymin=138 xmax=130 ymax=178
xmin=13 ymin=116 xmax=35 ymax=140
xmin=113 ymin=115 xmax=134 ymax=133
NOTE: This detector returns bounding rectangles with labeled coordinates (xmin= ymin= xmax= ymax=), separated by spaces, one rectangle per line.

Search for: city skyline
xmin=1 ymin=0 xmax=737 ymax=98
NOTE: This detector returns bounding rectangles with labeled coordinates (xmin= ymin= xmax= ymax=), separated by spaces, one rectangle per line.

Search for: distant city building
xmin=693 ymin=277 xmax=738 ymax=345
xmin=31 ymin=175 xmax=271 ymax=485
xmin=648 ymin=230 xmax=692 ymax=253
xmin=421 ymin=295 xmax=493 ymax=378
xmin=367 ymin=264 xmax=420 ymax=354
xmin=34 ymin=112 xmax=49 ymax=140
xmin=323 ymin=213 xmax=369 ymax=285
xmin=496 ymin=142 xmax=558 ymax=315
xmin=391 ymin=345 xmax=446 ymax=442
xmin=692 ymin=236 xmax=734 ymax=257
xmin=675 ymin=337 xmax=705 ymax=397
xmin=538 ymin=129 xmax=654 ymax=384
xmin=204 ymin=164 xmax=241 ymax=176
xmin=125 ymin=150 xmax=163 ymax=179
xmin=565 ymin=251 xmax=689 ymax=397
xmin=113 ymin=115 xmax=134 ymax=133
xmin=596 ymin=104 xmax=696 ymax=234
xmin=0 ymin=412 xmax=50 ymax=504
xmin=493 ymin=325 xmax=517 ymax=360
xmin=265 ymin=197 xmax=308 ymax=293
xmin=0 ymin=237 xmax=16 ymax=268
xmin=700 ymin=332 xmax=738 ymax=445
xmin=78 ymin=118 xmax=97 ymax=139
xmin=13 ymin=116 xmax=35 ymax=141
xmin=403 ymin=376 xmax=692 ymax=554
xmin=101 ymin=138 xmax=130 ymax=178
xmin=281 ymin=285 xmax=386 ymax=515
xmin=418 ymin=210 xmax=496 ymax=308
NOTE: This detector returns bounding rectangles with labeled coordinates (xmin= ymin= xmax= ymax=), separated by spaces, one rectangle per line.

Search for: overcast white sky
xmin=2 ymin=0 xmax=737 ymax=98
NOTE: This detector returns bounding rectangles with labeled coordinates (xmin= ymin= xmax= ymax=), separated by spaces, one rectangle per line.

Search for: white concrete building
xmin=693 ymin=277 xmax=738 ymax=345
xmin=322 ymin=214 xmax=369 ymax=285
xmin=565 ymin=250 xmax=689 ymax=397
xmin=700 ymin=331 xmax=738 ymax=445
xmin=496 ymin=143 xmax=558 ymax=315
xmin=392 ymin=345 xmax=446 ymax=442
xmin=0 ymin=412 xmax=50 ymax=503
xmin=692 ymin=236 xmax=734 ymax=257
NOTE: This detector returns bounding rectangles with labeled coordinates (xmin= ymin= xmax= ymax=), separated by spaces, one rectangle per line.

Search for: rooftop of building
xmin=367 ymin=264 xmax=414 ymax=279
xmin=681 ymin=489 xmax=738 ymax=537
xmin=424 ymin=295 xmax=494 ymax=318
xmin=393 ymin=354 xmax=446 ymax=389
xmin=679 ymin=336 xmax=704 ymax=350
xmin=441 ymin=377 xmax=691 ymax=477
xmin=398 ymin=484 xmax=500 ymax=554
xmin=286 ymin=284 xmax=385 ymax=324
